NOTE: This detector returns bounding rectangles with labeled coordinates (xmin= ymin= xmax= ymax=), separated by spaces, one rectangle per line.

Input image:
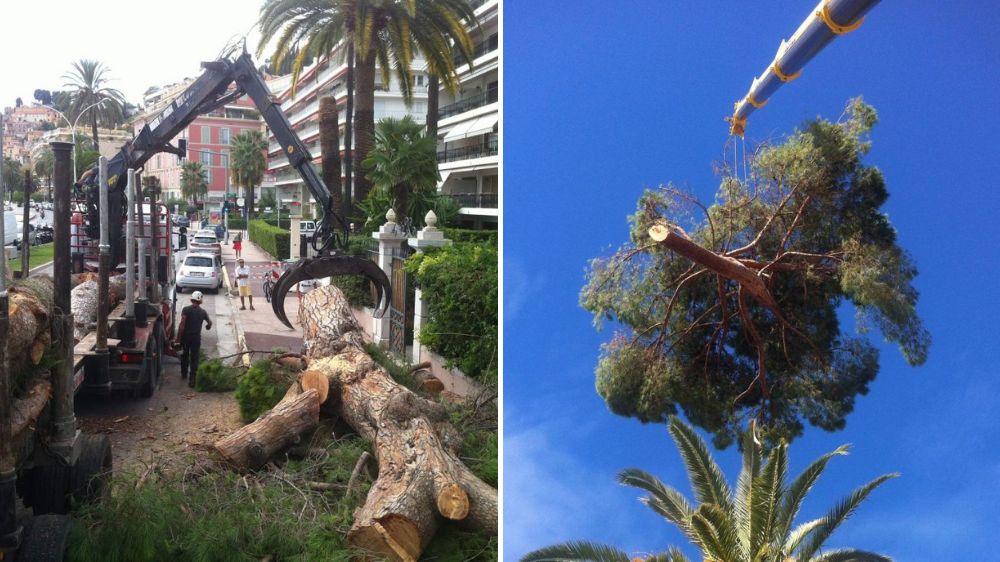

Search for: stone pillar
xmin=371 ymin=209 xmax=407 ymax=345
xmin=407 ymin=211 xmax=451 ymax=363
xmin=289 ymin=216 xmax=301 ymax=259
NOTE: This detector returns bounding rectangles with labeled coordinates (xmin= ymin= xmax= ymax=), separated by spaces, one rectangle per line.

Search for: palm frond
xmin=795 ymin=473 xmax=899 ymax=562
xmin=618 ymin=468 xmax=696 ymax=540
xmin=810 ymin=548 xmax=892 ymax=562
xmin=692 ymin=504 xmax=739 ymax=562
xmin=777 ymin=444 xmax=850 ymax=542
xmin=645 ymin=546 xmax=693 ymax=562
xmin=783 ymin=518 xmax=822 ymax=555
xmin=668 ymin=418 xmax=733 ymax=510
xmin=750 ymin=443 xmax=787 ymax=556
xmin=734 ymin=430 xmax=762 ymax=558
xmin=520 ymin=541 xmax=632 ymax=562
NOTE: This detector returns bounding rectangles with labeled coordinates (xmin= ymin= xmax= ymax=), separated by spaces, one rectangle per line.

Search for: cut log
xmin=11 ymin=376 xmax=53 ymax=439
xmin=299 ymin=287 xmax=498 ymax=561
xmin=6 ymin=276 xmax=54 ymax=375
xmin=413 ymin=370 xmax=444 ymax=396
xmin=71 ymin=275 xmax=126 ymax=341
xmin=214 ymin=389 xmax=321 ymax=471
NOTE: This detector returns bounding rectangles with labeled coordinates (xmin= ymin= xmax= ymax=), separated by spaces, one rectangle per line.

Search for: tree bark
xmin=344 ymin=44 xmax=355 ymax=220
xmin=319 ymin=96 xmax=342 ymax=221
xmin=299 ymin=286 xmax=497 ymax=561
xmin=71 ymin=276 xmax=126 ymax=341
xmin=6 ymin=277 xmax=54 ymax=374
xmin=425 ymin=74 xmax=439 ymax=139
xmin=214 ymin=388 xmax=321 ymax=471
xmin=11 ymin=377 xmax=52 ymax=439
xmin=353 ymin=46 xmax=376 ymax=208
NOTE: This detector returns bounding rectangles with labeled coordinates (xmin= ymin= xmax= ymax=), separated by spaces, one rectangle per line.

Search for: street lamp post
xmin=39 ymin=98 xmax=112 ymax=180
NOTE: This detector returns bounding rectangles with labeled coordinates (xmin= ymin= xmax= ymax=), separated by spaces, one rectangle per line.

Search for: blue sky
xmin=504 ymin=2 xmax=1000 ymax=560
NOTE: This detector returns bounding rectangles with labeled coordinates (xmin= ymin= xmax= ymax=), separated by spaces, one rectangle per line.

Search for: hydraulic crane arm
xmin=727 ymin=0 xmax=880 ymax=136
xmin=78 ymin=46 xmax=390 ymax=329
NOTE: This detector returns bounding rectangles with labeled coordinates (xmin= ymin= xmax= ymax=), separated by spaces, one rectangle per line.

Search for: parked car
xmin=189 ymin=230 xmax=222 ymax=256
xmin=176 ymin=252 xmax=224 ymax=293
xmin=300 ymin=220 xmax=316 ymax=238
xmin=3 ymin=211 xmax=17 ymax=249
xmin=172 ymin=215 xmax=191 ymax=228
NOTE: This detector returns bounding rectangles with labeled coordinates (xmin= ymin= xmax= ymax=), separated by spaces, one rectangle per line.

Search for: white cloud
xmin=503 ymin=258 xmax=545 ymax=323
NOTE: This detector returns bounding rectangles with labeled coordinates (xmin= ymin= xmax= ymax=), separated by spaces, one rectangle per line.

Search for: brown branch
xmin=726 ymin=186 xmax=799 ymax=256
xmin=776 ymin=194 xmax=812 ymax=254
xmin=653 ymin=267 xmax=708 ymax=348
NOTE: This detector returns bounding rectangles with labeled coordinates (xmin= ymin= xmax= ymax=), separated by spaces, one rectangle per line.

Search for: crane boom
xmin=727 ymin=0 xmax=880 ymax=136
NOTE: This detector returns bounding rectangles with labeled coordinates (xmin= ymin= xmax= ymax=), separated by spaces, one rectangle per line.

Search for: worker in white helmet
xmin=174 ymin=290 xmax=212 ymax=387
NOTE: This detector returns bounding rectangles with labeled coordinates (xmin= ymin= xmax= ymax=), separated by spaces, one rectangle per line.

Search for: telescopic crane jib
xmin=726 ymin=0 xmax=880 ymax=137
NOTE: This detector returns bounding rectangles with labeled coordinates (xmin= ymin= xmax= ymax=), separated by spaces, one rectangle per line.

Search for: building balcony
xmin=443 ymin=192 xmax=498 ymax=209
xmin=436 ymin=140 xmax=498 ymax=163
xmin=455 ymin=33 xmax=498 ymax=66
xmin=439 ymin=88 xmax=498 ymax=119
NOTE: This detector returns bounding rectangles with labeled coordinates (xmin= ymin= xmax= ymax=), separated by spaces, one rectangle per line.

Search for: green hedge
xmin=248 ymin=220 xmax=290 ymax=260
xmin=444 ymin=228 xmax=498 ymax=245
xmin=226 ymin=217 xmax=284 ymax=231
xmin=407 ymin=243 xmax=498 ymax=384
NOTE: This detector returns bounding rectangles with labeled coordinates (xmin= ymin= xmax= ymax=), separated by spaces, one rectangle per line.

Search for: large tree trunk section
xmin=299 ymin=286 xmax=498 ymax=561
xmin=11 ymin=377 xmax=52 ymax=439
xmin=214 ymin=388 xmax=322 ymax=471
xmin=71 ymin=275 xmax=126 ymax=341
xmin=6 ymin=277 xmax=53 ymax=374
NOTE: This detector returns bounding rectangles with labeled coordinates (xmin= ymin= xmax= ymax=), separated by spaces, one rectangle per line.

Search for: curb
xmin=29 ymin=260 xmax=54 ymax=275
xmin=222 ymin=262 xmax=251 ymax=368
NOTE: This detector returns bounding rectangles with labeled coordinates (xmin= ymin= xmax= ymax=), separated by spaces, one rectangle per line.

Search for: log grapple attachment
xmin=271 ymin=254 xmax=391 ymax=330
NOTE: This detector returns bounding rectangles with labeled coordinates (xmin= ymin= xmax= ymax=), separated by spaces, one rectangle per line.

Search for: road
xmin=73 ymin=277 xmax=244 ymax=472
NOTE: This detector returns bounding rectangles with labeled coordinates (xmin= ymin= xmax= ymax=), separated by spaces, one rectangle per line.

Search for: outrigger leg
xmin=270 ymin=255 xmax=391 ymax=330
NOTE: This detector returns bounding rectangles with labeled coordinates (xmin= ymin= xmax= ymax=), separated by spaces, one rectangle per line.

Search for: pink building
xmin=136 ymin=94 xmax=262 ymax=206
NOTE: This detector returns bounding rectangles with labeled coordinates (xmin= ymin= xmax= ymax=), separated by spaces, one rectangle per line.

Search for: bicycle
xmin=263 ymin=274 xmax=276 ymax=303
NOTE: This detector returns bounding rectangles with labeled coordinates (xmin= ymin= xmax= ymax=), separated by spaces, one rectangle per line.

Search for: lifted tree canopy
xmin=581 ymin=99 xmax=929 ymax=448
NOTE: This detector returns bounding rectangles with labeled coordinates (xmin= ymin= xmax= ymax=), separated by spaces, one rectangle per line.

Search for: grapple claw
xmin=270 ymin=256 xmax=392 ymax=330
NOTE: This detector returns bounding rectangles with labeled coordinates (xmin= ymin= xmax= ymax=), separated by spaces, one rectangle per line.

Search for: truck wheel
xmin=16 ymin=514 xmax=72 ymax=562
xmin=29 ymin=464 xmax=71 ymax=515
xmin=139 ymin=359 xmax=155 ymax=398
xmin=71 ymin=434 xmax=112 ymax=505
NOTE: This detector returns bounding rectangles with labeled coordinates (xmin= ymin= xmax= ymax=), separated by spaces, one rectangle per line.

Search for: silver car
xmin=176 ymin=252 xmax=224 ymax=293
xmin=189 ymin=231 xmax=222 ymax=256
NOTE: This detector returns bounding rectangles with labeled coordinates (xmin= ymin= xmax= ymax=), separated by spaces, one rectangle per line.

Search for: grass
xmin=9 ymin=242 xmax=53 ymax=272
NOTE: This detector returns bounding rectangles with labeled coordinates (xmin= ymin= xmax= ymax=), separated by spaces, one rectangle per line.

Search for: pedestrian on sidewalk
xmin=233 ymin=232 xmax=242 ymax=259
xmin=174 ymin=290 xmax=212 ymax=387
xmin=236 ymin=257 xmax=255 ymax=311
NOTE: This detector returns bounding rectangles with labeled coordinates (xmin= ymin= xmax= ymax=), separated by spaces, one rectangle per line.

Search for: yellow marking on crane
xmin=817 ymin=2 xmax=865 ymax=35
xmin=747 ymin=93 xmax=768 ymax=109
xmin=771 ymin=62 xmax=801 ymax=82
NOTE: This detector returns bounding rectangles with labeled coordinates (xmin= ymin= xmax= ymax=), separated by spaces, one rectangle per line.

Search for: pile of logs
xmin=71 ymin=274 xmax=126 ymax=340
xmin=214 ymin=286 xmax=497 ymax=561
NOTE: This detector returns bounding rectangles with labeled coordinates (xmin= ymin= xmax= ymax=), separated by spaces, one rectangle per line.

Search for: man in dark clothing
xmin=174 ymin=290 xmax=212 ymax=387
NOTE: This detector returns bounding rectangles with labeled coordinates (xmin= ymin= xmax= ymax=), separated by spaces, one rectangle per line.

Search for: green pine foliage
xmin=581 ymin=99 xmax=930 ymax=447
xmin=233 ymin=358 xmax=297 ymax=422
xmin=194 ymin=359 xmax=241 ymax=392
xmin=407 ymin=242 xmax=499 ymax=384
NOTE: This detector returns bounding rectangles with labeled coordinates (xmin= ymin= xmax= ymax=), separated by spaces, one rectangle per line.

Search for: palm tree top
xmin=522 ymin=417 xmax=898 ymax=562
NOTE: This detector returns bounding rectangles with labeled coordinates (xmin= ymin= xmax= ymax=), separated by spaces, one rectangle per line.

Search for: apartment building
xmin=435 ymin=0 xmax=500 ymax=229
xmin=136 ymin=83 xmax=262 ymax=208
xmin=264 ymin=53 xmax=429 ymax=219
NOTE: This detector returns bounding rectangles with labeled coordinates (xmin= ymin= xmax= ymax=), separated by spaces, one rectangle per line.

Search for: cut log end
xmin=349 ymin=515 xmax=422 ymax=562
xmin=436 ymin=483 xmax=470 ymax=520
xmin=299 ymin=370 xmax=330 ymax=404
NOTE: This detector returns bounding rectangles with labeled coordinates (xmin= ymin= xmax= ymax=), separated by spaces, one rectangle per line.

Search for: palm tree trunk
xmin=344 ymin=43 xmax=355 ymax=223
xmin=353 ymin=45 xmax=376 ymax=209
xmin=426 ymin=74 xmax=439 ymax=138
xmin=320 ymin=96 xmax=342 ymax=220
xmin=392 ymin=183 xmax=408 ymax=224
xmin=91 ymin=113 xmax=100 ymax=154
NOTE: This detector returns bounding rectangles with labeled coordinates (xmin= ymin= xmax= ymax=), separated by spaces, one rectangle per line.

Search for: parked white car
xmin=176 ymin=252 xmax=224 ymax=293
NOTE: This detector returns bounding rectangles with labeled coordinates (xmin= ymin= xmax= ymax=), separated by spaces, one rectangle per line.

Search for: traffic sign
xmin=236 ymin=197 xmax=245 ymax=207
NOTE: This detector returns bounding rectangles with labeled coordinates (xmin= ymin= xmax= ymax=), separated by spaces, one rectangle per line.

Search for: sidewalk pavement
xmin=220 ymin=231 xmax=304 ymax=361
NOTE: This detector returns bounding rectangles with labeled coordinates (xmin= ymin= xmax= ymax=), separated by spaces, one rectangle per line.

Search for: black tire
xmin=16 ymin=514 xmax=72 ymax=562
xmin=29 ymin=463 xmax=71 ymax=515
xmin=71 ymin=434 xmax=112 ymax=506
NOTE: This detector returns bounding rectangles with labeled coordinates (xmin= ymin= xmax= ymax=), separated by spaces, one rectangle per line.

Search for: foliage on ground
xmin=248 ymin=219 xmax=291 ymax=260
xmin=523 ymin=417 xmax=897 ymax=562
xmin=581 ymin=99 xmax=930 ymax=447
xmin=195 ymin=358 xmax=241 ymax=392
xmin=233 ymin=358 xmax=297 ymax=422
xmin=67 ymin=430 xmax=374 ymax=561
xmin=407 ymin=242 xmax=498 ymax=384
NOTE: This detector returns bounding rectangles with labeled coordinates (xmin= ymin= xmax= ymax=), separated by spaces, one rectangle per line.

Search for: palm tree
xmin=257 ymin=0 xmax=477 ymax=217
xmin=33 ymin=146 xmax=54 ymax=200
xmin=319 ymin=96 xmax=343 ymax=220
xmin=180 ymin=161 xmax=209 ymax=210
xmin=362 ymin=115 xmax=438 ymax=222
xmin=523 ymin=418 xmax=897 ymax=562
xmin=62 ymin=60 xmax=126 ymax=153
xmin=229 ymin=130 xmax=267 ymax=219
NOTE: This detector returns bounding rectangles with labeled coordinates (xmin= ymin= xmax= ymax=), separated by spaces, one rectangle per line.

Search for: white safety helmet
xmin=191 ymin=291 xmax=204 ymax=302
